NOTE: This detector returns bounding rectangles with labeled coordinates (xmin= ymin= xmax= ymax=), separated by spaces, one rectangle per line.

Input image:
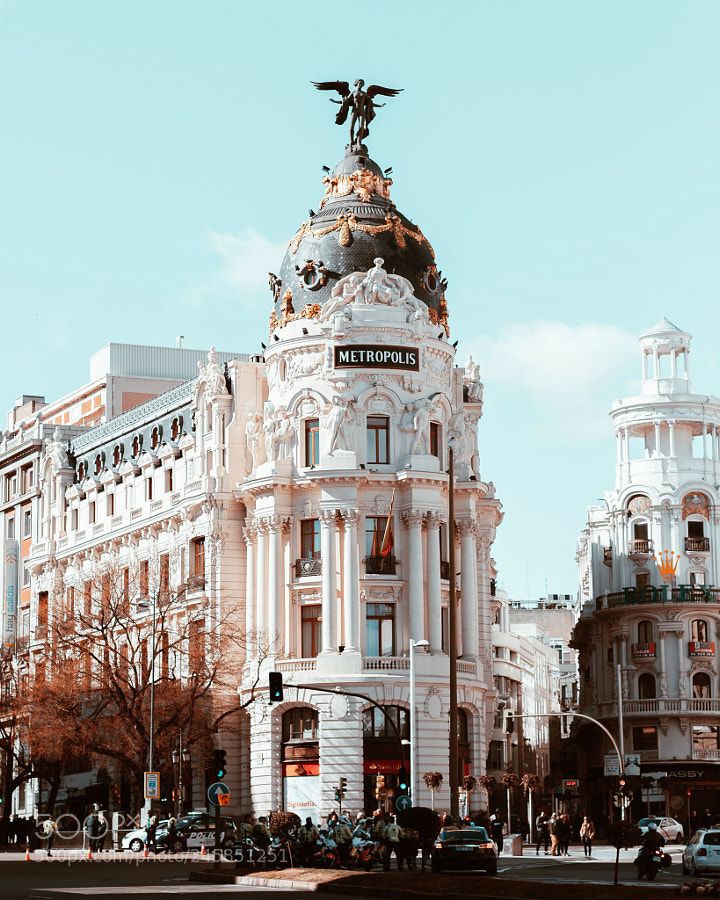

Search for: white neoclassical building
xmin=6 ymin=136 xmax=503 ymax=821
xmin=574 ymin=318 xmax=720 ymax=820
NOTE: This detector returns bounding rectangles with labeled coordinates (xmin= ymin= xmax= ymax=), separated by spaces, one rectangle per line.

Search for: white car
xmin=121 ymin=812 xmax=236 ymax=852
xmin=638 ymin=816 xmax=684 ymax=842
xmin=683 ymin=829 xmax=720 ymax=875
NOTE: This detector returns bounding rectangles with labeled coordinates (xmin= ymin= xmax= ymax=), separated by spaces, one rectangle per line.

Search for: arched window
xmin=362 ymin=705 xmax=409 ymax=740
xmin=112 ymin=444 xmax=122 ymax=467
xmin=693 ymin=672 xmax=712 ymax=699
xmin=638 ymin=620 xmax=654 ymax=643
xmin=170 ymin=418 xmax=181 ymax=442
xmin=691 ymin=619 xmax=709 ymax=642
xmin=282 ymin=707 xmax=318 ymax=743
xmin=638 ymin=672 xmax=657 ymax=700
xmin=281 ymin=708 xmax=319 ymax=776
xmin=131 ymin=435 xmax=141 ymax=459
xmin=94 ymin=453 xmax=103 ymax=476
xmin=151 ymin=426 xmax=161 ymax=450
xmin=77 ymin=462 xmax=86 ymax=481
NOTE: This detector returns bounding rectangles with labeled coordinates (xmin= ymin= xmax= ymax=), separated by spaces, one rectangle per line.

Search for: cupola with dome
xmin=267 ymin=80 xmax=449 ymax=336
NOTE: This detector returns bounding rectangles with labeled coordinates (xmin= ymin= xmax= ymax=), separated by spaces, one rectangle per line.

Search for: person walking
xmin=146 ymin=812 xmax=158 ymax=854
xmin=298 ymin=817 xmax=319 ymax=867
xmin=580 ymin=816 xmax=595 ymax=858
xmin=165 ymin=816 xmax=178 ymax=853
xmin=381 ymin=816 xmax=402 ymax=871
xmin=535 ymin=811 xmax=550 ymax=855
xmin=549 ymin=814 xmax=560 ymax=856
xmin=490 ymin=812 xmax=505 ymax=856
xmin=42 ymin=816 xmax=57 ymax=857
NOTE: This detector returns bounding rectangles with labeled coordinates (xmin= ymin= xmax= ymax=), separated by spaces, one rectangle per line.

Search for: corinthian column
xmin=282 ymin=519 xmax=292 ymax=657
xmin=342 ymin=509 xmax=360 ymax=651
xmin=403 ymin=511 xmax=425 ymax=644
xmin=255 ymin=520 xmax=267 ymax=645
xmin=459 ymin=519 xmax=479 ymax=658
xmin=426 ymin=512 xmax=442 ymax=652
xmin=320 ymin=510 xmax=337 ymax=652
xmin=243 ymin=524 xmax=256 ymax=655
xmin=267 ymin=517 xmax=280 ymax=650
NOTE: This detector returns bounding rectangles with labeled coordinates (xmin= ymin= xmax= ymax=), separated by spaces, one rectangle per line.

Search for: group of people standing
xmin=534 ymin=811 xmax=595 ymax=857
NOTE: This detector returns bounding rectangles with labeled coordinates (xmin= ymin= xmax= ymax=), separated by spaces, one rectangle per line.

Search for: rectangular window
xmin=430 ymin=422 xmax=441 ymax=459
xmin=21 ymin=466 xmax=33 ymax=493
xmin=83 ymin=582 xmax=92 ymax=617
xmin=139 ymin=560 xmax=149 ymax=596
xmin=304 ymin=418 xmax=320 ymax=467
xmin=6 ymin=516 xmax=14 ymax=540
xmin=122 ymin=568 xmax=130 ymax=615
xmin=688 ymin=520 xmax=705 ymax=538
xmin=107 ymin=492 xmax=114 ymax=516
xmin=365 ymin=516 xmax=387 ymax=557
xmin=145 ymin=477 xmax=153 ymax=501
xmin=37 ymin=591 xmax=48 ymax=627
xmin=635 ymin=571 xmax=649 ymax=589
xmin=487 ymin=740 xmax=505 ymax=770
xmin=632 ymin=725 xmax=658 ymax=752
xmin=159 ymin=553 xmax=170 ymax=594
xmin=441 ymin=606 xmax=449 ymax=653
xmin=189 ymin=618 xmax=204 ymax=672
xmin=66 ymin=586 xmax=75 ymax=619
xmin=301 ymin=604 xmax=322 ymax=658
xmin=165 ymin=469 xmax=173 ymax=493
xmin=89 ymin=501 xmax=96 ymax=525
xmin=692 ymin=620 xmax=709 ymax=641
xmin=366 ymin=416 xmax=389 ymax=464
xmin=300 ymin=519 xmax=321 ymax=559
xmin=72 ymin=508 xmax=79 ymax=531
xmin=22 ymin=566 xmax=30 ymax=588
xmin=101 ymin=575 xmax=110 ymax=613
xmin=191 ymin=537 xmax=205 ymax=588
xmin=365 ymin=602 xmax=395 ymax=656
xmin=22 ymin=508 xmax=31 ymax=538
xmin=693 ymin=725 xmax=720 ymax=756
xmin=5 ymin=474 xmax=17 ymax=502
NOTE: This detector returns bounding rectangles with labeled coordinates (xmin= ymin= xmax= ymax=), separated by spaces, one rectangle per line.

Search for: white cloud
xmin=208 ymin=228 xmax=288 ymax=291
xmin=468 ymin=320 xmax=638 ymax=438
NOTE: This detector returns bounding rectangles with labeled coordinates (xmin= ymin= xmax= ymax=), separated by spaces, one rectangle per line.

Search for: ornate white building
xmin=574 ymin=318 xmax=720 ymax=820
xmin=8 ymin=136 xmax=503 ymax=820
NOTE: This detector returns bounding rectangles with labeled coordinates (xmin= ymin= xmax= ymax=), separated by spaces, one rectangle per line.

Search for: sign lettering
xmin=334 ymin=345 xmax=419 ymax=372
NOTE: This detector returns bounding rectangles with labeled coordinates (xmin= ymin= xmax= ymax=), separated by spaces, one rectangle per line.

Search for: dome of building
xmin=269 ymin=149 xmax=449 ymax=333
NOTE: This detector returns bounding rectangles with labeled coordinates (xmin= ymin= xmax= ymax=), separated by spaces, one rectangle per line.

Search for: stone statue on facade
xmin=245 ymin=413 xmax=263 ymax=471
xmin=197 ymin=346 xmax=228 ymax=396
xmin=319 ymin=258 xmax=427 ymax=324
xmin=410 ymin=397 xmax=433 ymax=455
xmin=312 ymin=79 xmax=402 ymax=151
xmin=326 ymin=395 xmax=355 ymax=454
xmin=463 ymin=355 xmax=483 ymax=402
xmin=45 ymin=426 xmax=71 ymax=473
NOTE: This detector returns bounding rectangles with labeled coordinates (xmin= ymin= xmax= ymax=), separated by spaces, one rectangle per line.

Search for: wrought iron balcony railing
xmin=295 ymin=558 xmax=322 ymax=577
xmin=364 ymin=555 xmax=397 ymax=575
xmin=685 ymin=537 xmax=710 ymax=552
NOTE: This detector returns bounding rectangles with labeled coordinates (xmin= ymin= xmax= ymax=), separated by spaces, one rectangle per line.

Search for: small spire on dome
xmin=641 ymin=317 xmax=687 ymax=337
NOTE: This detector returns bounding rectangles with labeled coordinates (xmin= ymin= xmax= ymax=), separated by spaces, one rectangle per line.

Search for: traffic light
xmin=338 ymin=777 xmax=347 ymax=798
xmin=504 ymin=711 xmax=514 ymax=734
xmin=213 ymin=748 xmax=227 ymax=780
xmin=374 ymin=774 xmax=386 ymax=800
xmin=397 ymin=767 xmax=409 ymax=796
xmin=269 ymin=671 xmax=283 ymax=703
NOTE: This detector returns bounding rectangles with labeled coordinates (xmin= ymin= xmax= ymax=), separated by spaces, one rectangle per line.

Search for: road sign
xmin=395 ymin=795 xmax=412 ymax=812
xmin=604 ymin=754 xmax=620 ymax=776
xmin=144 ymin=771 xmax=160 ymax=800
xmin=624 ymin=754 xmax=641 ymax=777
xmin=563 ymin=778 xmax=580 ymax=792
xmin=207 ymin=781 xmax=230 ymax=807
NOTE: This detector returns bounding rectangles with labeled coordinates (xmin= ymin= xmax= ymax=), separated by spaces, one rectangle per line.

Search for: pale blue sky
xmin=2 ymin=1 xmax=720 ymax=599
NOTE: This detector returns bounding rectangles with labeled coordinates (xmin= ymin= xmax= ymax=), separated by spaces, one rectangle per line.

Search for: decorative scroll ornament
xmin=318 ymin=258 xmax=428 ymax=323
xmin=295 ymin=259 xmax=329 ymax=292
xmin=321 ymin=168 xmax=392 ymax=206
xmin=288 ymin=212 xmax=434 ymax=257
xmin=682 ymin=492 xmax=710 ymax=520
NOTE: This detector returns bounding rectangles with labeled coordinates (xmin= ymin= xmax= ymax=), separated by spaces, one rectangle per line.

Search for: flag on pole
xmin=380 ymin=490 xmax=395 ymax=558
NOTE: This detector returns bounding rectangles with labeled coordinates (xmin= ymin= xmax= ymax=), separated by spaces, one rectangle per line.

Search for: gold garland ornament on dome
xmin=288 ymin=211 xmax=435 ymax=256
xmin=269 ymin=289 xmax=322 ymax=333
xmin=320 ymin=169 xmax=393 ymax=207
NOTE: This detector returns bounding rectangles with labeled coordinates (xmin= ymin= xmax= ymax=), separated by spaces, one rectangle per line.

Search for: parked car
xmin=431 ymin=826 xmax=497 ymax=875
xmin=638 ymin=816 xmax=684 ymax=842
xmin=683 ymin=829 xmax=720 ymax=875
xmin=121 ymin=811 xmax=236 ymax=852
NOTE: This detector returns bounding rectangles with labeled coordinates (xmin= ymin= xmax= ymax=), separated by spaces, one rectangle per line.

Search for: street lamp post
xmin=447 ymin=442 xmax=459 ymax=819
xmin=616 ymin=663 xmax=627 ymax=820
xmin=409 ymin=639 xmax=430 ymax=801
xmin=172 ymin=733 xmax=192 ymax=818
xmin=139 ymin=591 xmax=158 ymax=821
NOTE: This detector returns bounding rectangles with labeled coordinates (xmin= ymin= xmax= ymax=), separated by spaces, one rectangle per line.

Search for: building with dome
xmin=1 ymin=112 xmax=505 ymax=820
xmin=574 ymin=318 xmax=720 ymax=821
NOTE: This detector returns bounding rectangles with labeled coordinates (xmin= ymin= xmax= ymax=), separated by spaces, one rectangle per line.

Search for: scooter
xmin=635 ymin=846 xmax=669 ymax=881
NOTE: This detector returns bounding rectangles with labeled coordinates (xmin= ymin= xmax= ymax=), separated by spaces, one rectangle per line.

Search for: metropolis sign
xmin=333 ymin=344 xmax=419 ymax=371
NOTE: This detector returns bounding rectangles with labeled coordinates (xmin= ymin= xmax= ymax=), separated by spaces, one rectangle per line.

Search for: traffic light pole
xmin=448 ymin=443 xmax=459 ymax=819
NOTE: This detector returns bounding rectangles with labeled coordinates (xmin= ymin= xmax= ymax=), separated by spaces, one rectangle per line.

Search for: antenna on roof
xmin=176 ymin=335 xmax=185 ymax=348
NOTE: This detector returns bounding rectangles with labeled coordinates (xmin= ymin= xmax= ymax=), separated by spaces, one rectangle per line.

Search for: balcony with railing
xmin=364 ymin=555 xmax=397 ymax=576
xmin=596 ymin=585 xmax=720 ymax=610
xmin=693 ymin=748 xmax=720 ymax=761
xmin=276 ymin=658 xmax=318 ymax=673
xmin=597 ymin=697 xmax=720 ymax=716
xmin=295 ymin=558 xmax=322 ymax=578
xmin=363 ymin=656 xmax=410 ymax=671
xmin=629 ymin=539 xmax=654 ymax=557
xmin=689 ymin=640 xmax=715 ymax=657
xmin=685 ymin=536 xmax=710 ymax=553
xmin=631 ymin=641 xmax=656 ymax=659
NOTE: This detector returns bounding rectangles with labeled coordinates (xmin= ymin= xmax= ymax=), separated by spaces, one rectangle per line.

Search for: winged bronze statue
xmin=312 ymin=79 xmax=402 ymax=151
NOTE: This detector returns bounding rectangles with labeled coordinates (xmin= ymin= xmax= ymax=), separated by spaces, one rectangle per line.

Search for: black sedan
xmin=431 ymin=826 xmax=498 ymax=875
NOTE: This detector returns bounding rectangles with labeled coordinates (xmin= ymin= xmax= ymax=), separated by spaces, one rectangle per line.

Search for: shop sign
xmin=604 ymin=754 xmax=621 ymax=776
xmin=283 ymin=774 xmax=321 ymax=823
xmin=333 ymin=345 xmax=419 ymax=371
xmin=364 ymin=759 xmax=402 ymax=775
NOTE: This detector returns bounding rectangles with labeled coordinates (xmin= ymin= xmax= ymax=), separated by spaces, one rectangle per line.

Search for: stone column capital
xmin=402 ymin=510 xmax=425 ymax=529
xmin=456 ymin=518 xmax=477 ymax=537
xmin=243 ymin=524 xmax=257 ymax=545
xmin=425 ymin=511 xmax=443 ymax=529
xmin=341 ymin=509 xmax=360 ymax=527
xmin=320 ymin=509 xmax=338 ymax=526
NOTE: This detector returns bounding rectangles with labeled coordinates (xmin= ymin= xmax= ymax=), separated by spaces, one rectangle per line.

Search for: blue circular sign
xmin=207 ymin=781 xmax=230 ymax=806
xmin=395 ymin=795 xmax=412 ymax=811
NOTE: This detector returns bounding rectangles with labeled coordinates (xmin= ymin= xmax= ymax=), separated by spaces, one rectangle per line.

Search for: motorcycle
xmin=635 ymin=846 xmax=670 ymax=881
xmin=350 ymin=835 xmax=379 ymax=871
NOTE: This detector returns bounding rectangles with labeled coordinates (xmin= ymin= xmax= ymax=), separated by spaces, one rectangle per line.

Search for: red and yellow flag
xmin=380 ymin=490 xmax=395 ymax=558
